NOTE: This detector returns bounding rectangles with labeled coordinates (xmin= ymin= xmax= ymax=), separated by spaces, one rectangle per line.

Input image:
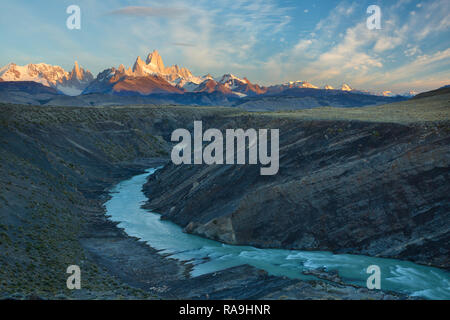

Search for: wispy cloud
xmin=171 ymin=42 xmax=196 ymax=47
xmin=262 ymin=0 xmax=450 ymax=92
xmin=109 ymin=6 xmax=186 ymax=17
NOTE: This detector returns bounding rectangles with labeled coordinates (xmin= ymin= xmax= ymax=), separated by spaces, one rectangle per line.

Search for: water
xmin=106 ymin=168 xmax=450 ymax=300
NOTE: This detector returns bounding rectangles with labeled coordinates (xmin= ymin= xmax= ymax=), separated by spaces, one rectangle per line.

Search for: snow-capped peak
xmin=203 ymin=73 xmax=214 ymax=80
xmin=217 ymin=74 xmax=245 ymax=84
xmin=341 ymin=83 xmax=353 ymax=91
xmin=0 ymin=62 xmax=67 ymax=87
xmin=0 ymin=61 xmax=95 ymax=96
xmin=284 ymin=80 xmax=318 ymax=89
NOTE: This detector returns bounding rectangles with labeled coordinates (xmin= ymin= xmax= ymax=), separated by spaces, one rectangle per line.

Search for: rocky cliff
xmin=143 ymin=94 xmax=450 ymax=269
xmin=0 ymin=103 xmax=234 ymax=298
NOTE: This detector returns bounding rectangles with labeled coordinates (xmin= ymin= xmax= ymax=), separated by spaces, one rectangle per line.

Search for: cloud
xmin=409 ymin=0 xmax=450 ymax=40
xmin=171 ymin=42 xmax=196 ymax=47
xmin=358 ymin=48 xmax=450 ymax=91
xmin=373 ymin=36 xmax=403 ymax=52
xmin=294 ymin=39 xmax=313 ymax=51
xmin=261 ymin=0 xmax=449 ymax=92
xmin=404 ymin=45 xmax=421 ymax=57
xmin=109 ymin=6 xmax=186 ymax=17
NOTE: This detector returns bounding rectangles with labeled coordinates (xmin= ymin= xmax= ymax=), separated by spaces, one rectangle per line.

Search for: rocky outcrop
xmin=0 ymin=103 xmax=236 ymax=298
xmin=144 ymin=106 xmax=450 ymax=269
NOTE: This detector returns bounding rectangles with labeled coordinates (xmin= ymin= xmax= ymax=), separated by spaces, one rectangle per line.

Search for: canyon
xmin=0 ymin=87 xmax=448 ymax=299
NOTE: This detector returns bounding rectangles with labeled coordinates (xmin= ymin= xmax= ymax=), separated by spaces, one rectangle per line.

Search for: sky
xmin=0 ymin=0 xmax=449 ymax=93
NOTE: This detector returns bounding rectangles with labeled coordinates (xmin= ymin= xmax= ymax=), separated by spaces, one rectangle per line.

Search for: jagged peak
xmin=146 ymin=50 xmax=165 ymax=70
xmin=218 ymin=73 xmax=245 ymax=84
xmin=132 ymin=56 xmax=147 ymax=74
xmin=341 ymin=83 xmax=353 ymax=91
xmin=72 ymin=61 xmax=81 ymax=78
xmin=135 ymin=56 xmax=144 ymax=64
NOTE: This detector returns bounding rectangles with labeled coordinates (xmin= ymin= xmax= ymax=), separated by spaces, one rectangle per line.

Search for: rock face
xmin=144 ymin=109 xmax=450 ymax=269
xmin=0 ymin=62 xmax=94 ymax=95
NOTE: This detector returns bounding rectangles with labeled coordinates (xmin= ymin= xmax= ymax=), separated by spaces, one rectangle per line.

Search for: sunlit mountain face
xmin=0 ymin=50 xmax=427 ymax=100
xmin=0 ymin=49 xmax=410 ymax=110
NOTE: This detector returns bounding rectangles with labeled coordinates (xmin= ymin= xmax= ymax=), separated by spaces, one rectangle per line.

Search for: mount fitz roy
xmin=0 ymin=50 xmax=266 ymax=97
xmin=82 ymin=50 xmax=269 ymax=97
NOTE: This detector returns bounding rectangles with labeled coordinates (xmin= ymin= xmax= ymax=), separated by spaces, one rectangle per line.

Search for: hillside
xmin=234 ymin=88 xmax=407 ymax=111
xmin=412 ymin=86 xmax=450 ymax=99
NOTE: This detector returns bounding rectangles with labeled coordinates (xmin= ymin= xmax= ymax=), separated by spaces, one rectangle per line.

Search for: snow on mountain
xmin=83 ymin=50 xmax=202 ymax=96
xmin=265 ymin=80 xmax=317 ymax=95
xmin=0 ymin=62 xmax=93 ymax=96
xmin=287 ymin=80 xmax=319 ymax=89
xmin=131 ymin=50 xmax=203 ymax=87
xmin=57 ymin=61 xmax=94 ymax=95
xmin=195 ymin=79 xmax=233 ymax=95
xmin=214 ymin=73 xmax=266 ymax=96
xmin=341 ymin=83 xmax=353 ymax=91
xmin=217 ymin=74 xmax=246 ymax=88
xmin=0 ymin=51 xmax=406 ymax=98
xmin=82 ymin=64 xmax=183 ymax=96
xmin=268 ymin=80 xmax=319 ymax=93
xmin=177 ymin=79 xmax=202 ymax=92
xmin=81 ymin=67 xmax=118 ymax=94
xmin=400 ymin=90 xmax=417 ymax=97
xmin=0 ymin=63 xmax=67 ymax=87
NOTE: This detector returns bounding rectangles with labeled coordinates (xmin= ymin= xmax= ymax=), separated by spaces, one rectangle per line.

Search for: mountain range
xmin=0 ymin=50 xmax=413 ymax=108
xmin=0 ymin=61 xmax=94 ymax=96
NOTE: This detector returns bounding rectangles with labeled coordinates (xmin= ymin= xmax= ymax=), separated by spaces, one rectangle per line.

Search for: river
xmin=105 ymin=168 xmax=450 ymax=299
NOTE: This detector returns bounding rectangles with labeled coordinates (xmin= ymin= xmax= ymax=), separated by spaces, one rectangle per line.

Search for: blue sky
xmin=0 ymin=0 xmax=449 ymax=93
